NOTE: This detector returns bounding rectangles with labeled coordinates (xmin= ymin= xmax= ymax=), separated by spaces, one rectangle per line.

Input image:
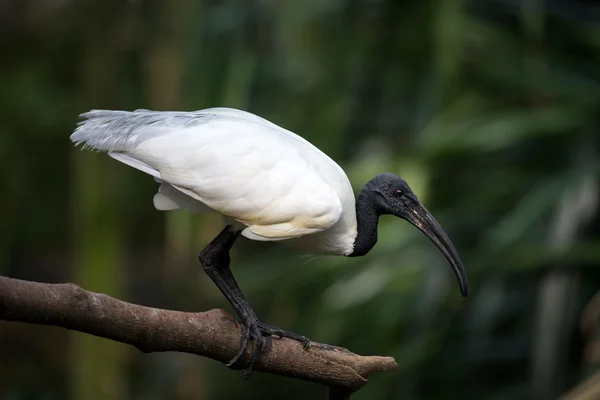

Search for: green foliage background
xmin=1 ymin=1 xmax=600 ymax=399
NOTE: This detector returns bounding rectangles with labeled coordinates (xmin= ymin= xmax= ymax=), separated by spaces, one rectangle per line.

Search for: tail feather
xmin=70 ymin=109 xmax=198 ymax=152
xmin=70 ymin=110 xmax=138 ymax=152
xmin=70 ymin=107 xmax=269 ymax=152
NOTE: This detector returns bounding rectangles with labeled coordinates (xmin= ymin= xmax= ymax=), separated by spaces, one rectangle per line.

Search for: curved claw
xmin=243 ymin=331 xmax=264 ymax=379
xmin=302 ymin=339 xmax=311 ymax=350
xmin=227 ymin=322 xmax=252 ymax=367
xmin=262 ymin=335 xmax=273 ymax=353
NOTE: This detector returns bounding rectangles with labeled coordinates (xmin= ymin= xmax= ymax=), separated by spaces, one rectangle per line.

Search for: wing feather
xmin=72 ymin=108 xmax=345 ymax=241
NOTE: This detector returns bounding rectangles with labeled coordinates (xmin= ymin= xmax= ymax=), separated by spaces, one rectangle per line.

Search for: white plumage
xmin=71 ymin=108 xmax=358 ymax=255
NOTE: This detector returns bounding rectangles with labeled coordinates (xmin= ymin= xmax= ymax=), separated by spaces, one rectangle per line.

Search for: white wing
xmin=71 ymin=108 xmax=346 ymax=241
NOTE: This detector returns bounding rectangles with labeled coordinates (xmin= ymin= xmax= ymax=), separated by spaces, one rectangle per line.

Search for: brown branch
xmin=0 ymin=276 xmax=397 ymax=393
xmin=560 ymin=368 xmax=600 ymax=400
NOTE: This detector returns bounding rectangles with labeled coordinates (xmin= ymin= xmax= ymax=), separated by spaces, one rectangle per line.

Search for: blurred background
xmin=1 ymin=0 xmax=600 ymax=399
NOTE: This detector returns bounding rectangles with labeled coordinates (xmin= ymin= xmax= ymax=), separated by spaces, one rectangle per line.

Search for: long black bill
xmin=403 ymin=203 xmax=468 ymax=297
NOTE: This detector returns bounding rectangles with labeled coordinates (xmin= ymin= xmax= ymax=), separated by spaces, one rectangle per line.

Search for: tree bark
xmin=0 ymin=276 xmax=397 ymax=393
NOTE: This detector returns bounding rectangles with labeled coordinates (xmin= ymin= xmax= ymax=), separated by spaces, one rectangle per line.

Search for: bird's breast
xmin=284 ymin=213 xmax=357 ymax=256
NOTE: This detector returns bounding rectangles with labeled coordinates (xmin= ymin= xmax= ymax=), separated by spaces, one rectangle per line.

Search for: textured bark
xmin=0 ymin=276 xmax=397 ymax=393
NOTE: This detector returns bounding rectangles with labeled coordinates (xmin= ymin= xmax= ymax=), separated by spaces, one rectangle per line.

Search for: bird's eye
xmin=394 ymin=189 xmax=403 ymax=196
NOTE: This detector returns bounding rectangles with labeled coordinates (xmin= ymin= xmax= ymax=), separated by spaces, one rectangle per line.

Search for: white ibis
xmin=70 ymin=107 xmax=468 ymax=376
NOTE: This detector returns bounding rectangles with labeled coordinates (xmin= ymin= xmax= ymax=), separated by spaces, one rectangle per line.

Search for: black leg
xmin=218 ymin=255 xmax=311 ymax=349
xmin=198 ymin=225 xmax=310 ymax=378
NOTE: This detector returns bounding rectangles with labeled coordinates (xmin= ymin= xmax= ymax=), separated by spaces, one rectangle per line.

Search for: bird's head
xmin=364 ymin=173 xmax=468 ymax=297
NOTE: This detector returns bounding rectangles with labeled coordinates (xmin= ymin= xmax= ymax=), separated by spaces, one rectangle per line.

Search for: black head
xmin=365 ymin=173 xmax=468 ymax=297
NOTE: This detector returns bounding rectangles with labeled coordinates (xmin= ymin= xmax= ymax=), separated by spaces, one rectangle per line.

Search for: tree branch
xmin=0 ymin=276 xmax=397 ymax=393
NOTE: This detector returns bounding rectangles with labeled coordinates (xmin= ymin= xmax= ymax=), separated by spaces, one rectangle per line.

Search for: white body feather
xmin=71 ymin=108 xmax=358 ymax=255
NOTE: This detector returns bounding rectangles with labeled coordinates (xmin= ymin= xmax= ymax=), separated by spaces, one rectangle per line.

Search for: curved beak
xmin=401 ymin=203 xmax=468 ymax=297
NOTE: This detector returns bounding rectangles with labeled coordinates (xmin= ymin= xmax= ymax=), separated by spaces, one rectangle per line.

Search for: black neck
xmin=348 ymin=186 xmax=381 ymax=257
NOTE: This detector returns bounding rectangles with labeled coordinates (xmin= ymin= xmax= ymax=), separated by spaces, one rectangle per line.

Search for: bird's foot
xmin=227 ymin=316 xmax=310 ymax=379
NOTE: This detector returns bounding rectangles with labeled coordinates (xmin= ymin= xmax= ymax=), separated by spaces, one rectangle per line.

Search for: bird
xmin=70 ymin=107 xmax=468 ymax=377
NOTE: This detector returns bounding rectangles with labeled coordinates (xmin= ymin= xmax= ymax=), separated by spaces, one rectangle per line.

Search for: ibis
xmin=70 ymin=107 xmax=468 ymax=376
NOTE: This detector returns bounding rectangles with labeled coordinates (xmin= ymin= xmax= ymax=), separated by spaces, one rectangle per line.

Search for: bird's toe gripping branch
xmin=258 ymin=321 xmax=311 ymax=349
xmin=228 ymin=315 xmax=312 ymax=378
